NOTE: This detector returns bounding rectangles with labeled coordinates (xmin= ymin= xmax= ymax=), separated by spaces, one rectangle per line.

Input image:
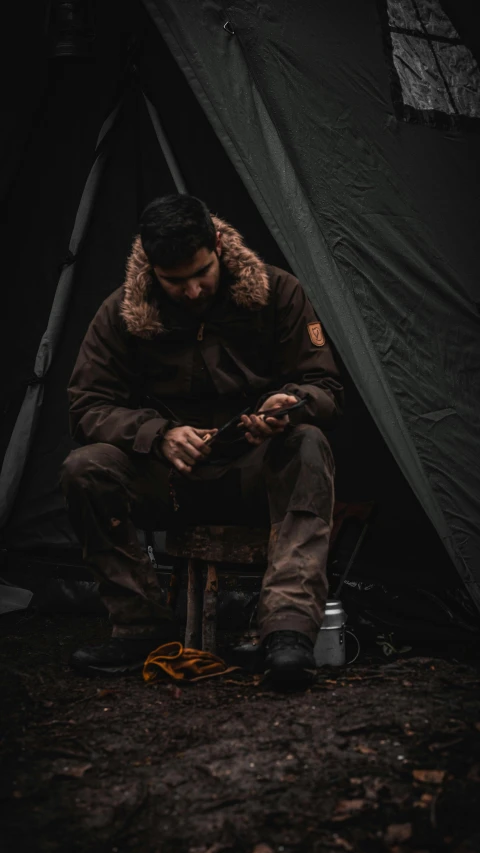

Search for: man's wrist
xmin=256 ymin=391 xmax=300 ymax=411
xmin=152 ymin=433 xmax=167 ymax=460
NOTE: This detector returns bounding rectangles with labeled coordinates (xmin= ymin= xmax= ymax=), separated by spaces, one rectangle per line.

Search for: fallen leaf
xmin=412 ymin=769 xmax=446 ymax=784
xmin=96 ymin=688 xmax=117 ymax=699
xmin=190 ymin=845 xmax=231 ymax=853
xmin=338 ymin=723 xmax=367 ymax=735
xmin=446 ymin=718 xmax=468 ymax=732
xmin=354 ymin=744 xmax=376 ymax=755
xmin=428 ymin=737 xmax=463 ymax=752
xmin=413 ymin=792 xmax=434 ymax=809
xmin=54 ymin=762 xmax=92 ymax=778
xmin=363 ymin=777 xmax=387 ymax=800
xmin=331 ymin=835 xmax=354 ymax=850
xmin=252 ymin=846 xmax=274 ymax=853
xmin=467 ymin=765 xmax=480 ymax=782
xmin=332 ymin=799 xmax=368 ymax=821
xmin=384 ymin=823 xmax=412 ymax=845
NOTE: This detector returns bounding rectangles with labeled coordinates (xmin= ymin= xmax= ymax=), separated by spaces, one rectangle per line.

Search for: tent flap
xmin=141 ymin=0 xmax=480 ymax=605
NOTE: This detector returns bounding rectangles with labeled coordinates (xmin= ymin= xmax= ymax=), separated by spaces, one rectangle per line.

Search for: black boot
xmin=70 ymin=628 xmax=179 ymax=676
xmin=263 ymin=630 xmax=316 ymax=688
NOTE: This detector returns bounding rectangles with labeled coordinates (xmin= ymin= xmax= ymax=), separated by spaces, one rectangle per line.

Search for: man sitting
xmin=61 ymin=194 xmax=343 ymax=687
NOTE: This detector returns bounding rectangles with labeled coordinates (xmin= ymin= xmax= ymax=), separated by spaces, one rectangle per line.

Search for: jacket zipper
xmin=197 ymin=322 xmax=205 ymax=341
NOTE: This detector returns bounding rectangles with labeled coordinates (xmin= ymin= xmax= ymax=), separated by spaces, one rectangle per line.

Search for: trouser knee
xmin=265 ymin=424 xmax=335 ymax=521
xmin=60 ymin=443 xmax=127 ymax=495
xmin=60 ymin=444 xmax=136 ymax=553
xmin=268 ymin=423 xmax=334 ymax=470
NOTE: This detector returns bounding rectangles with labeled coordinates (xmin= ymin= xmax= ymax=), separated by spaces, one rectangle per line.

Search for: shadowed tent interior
xmin=1 ymin=0 xmax=479 ymax=611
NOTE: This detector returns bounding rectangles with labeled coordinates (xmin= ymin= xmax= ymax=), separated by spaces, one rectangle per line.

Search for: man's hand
xmin=240 ymin=393 xmax=299 ymax=446
xmin=160 ymin=425 xmax=217 ymax=474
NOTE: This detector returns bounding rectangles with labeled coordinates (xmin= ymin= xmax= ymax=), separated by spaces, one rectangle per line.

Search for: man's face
xmin=153 ymin=235 xmax=222 ymax=314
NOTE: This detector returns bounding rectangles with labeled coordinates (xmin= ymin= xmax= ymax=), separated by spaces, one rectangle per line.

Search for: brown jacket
xmin=67 ymin=217 xmax=344 ymax=455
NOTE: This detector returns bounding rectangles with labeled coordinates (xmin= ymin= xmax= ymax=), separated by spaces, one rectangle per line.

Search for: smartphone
xmin=203 ymin=398 xmax=307 ymax=446
xmin=202 ymin=406 xmax=252 ymax=444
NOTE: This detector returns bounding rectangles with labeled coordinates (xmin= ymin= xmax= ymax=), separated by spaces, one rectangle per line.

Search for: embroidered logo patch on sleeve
xmin=307 ymin=322 xmax=325 ymax=347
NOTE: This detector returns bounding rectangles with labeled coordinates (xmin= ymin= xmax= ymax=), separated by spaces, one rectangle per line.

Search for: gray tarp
xmin=0 ymin=90 xmax=186 ymax=530
xmin=142 ymin=0 xmax=480 ymax=605
xmin=0 ymin=102 xmax=121 ymax=529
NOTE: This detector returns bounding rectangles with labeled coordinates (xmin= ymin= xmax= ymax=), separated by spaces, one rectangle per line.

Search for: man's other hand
xmin=160 ymin=426 xmax=217 ymax=473
xmin=240 ymin=393 xmax=299 ymax=446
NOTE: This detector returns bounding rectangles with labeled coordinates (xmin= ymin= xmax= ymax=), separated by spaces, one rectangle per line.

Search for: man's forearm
xmin=69 ymin=404 xmax=170 ymax=454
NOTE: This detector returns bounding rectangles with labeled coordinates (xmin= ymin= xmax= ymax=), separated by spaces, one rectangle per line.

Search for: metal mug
xmin=314 ymin=599 xmax=360 ymax=666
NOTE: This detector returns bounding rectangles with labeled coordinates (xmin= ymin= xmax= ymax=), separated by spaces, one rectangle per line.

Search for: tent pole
xmin=142 ymin=93 xmax=188 ymax=193
xmin=0 ymin=86 xmax=186 ymax=532
xmin=0 ymin=100 xmax=123 ymax=530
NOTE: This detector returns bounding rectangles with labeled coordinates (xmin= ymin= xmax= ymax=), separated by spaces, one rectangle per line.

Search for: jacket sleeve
xmin=67 ymin=296 xmax=170 ymax=454
xmin=261 ymin=273 xmax=344 ymax=428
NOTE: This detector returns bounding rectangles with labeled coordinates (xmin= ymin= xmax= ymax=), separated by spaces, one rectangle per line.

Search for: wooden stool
xmin=165 ymin=525 xmax=269 ymax=653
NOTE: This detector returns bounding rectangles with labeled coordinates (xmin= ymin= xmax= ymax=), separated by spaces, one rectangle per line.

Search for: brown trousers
xmin=60 ymin=425 xmax=335 ymax=643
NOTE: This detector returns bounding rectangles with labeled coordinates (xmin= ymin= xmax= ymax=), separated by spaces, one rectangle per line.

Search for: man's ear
xmin=215 ymin=231 xmax=222 ymax=255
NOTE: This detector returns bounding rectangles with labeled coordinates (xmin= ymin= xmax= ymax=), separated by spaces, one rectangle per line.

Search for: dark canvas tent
xmin=1 ymin=1 xmax=479 ymax=613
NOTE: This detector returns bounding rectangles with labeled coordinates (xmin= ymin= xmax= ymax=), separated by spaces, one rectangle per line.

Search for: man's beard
xmin=179 ymin=255 xmax=223 ymax=313
xmin=181 ymin=294 xmax=213 ymax=314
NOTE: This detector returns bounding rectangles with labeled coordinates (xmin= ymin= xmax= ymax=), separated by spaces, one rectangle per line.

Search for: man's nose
xmin=184 ymin=280 xmax=202 ymax=299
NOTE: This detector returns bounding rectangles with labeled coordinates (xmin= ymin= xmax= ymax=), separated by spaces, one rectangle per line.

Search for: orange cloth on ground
xmin=143 ymin=641 xmax=239 ymax=682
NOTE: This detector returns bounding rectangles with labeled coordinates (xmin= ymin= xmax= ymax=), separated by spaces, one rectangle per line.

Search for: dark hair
xmin=139 ymin=194 xmax=216 ymax=267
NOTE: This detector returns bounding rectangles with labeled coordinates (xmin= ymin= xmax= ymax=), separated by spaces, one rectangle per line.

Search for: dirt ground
xmin=1 ymin=611 xmax=480 ymax=853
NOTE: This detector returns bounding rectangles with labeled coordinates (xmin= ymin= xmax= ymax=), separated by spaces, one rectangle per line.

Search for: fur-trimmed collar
xmin=120 ymin=216 xmax=270 ymax=338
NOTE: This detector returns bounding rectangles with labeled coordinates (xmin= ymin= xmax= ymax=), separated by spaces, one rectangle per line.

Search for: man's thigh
xmin=106 ymin=450 xmax=174 ymax=529
xmin=63 ymin=442 xmax=268 ymax=529
xmin=170 ymin=443 xmax=271 ymax=527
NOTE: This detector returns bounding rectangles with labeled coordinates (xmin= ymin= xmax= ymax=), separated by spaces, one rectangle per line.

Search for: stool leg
xmin=167 ymin=558 xmax=182 ymax=611
xmin=185 ymin=559 xmax=203 ymax=648
xmin=202 ymin=563 xmax=218 ymax=654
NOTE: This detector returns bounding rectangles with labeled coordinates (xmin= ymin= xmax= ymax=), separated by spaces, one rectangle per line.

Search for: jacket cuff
xmin=133 ymin=417 xmax=170 ymax=454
